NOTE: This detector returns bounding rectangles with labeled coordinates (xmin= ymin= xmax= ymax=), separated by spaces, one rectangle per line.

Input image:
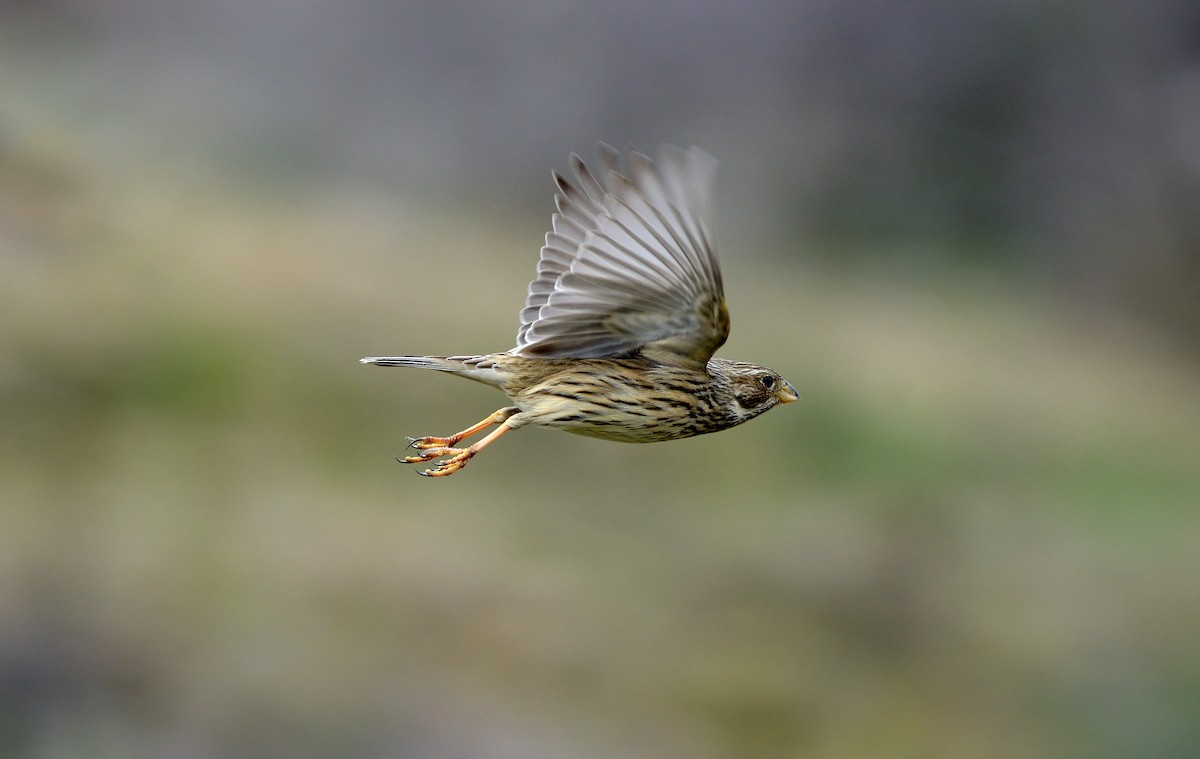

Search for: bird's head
xmin=713 ymin=359 xmax=798 ymax=425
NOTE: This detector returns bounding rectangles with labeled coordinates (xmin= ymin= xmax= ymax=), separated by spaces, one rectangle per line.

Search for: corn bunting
xmin=362 ymin=143 xmax=797 ymax=476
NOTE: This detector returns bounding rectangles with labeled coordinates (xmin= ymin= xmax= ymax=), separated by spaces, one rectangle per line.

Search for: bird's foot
xmin=399 ymin=446 xmax=474 ymax=477
xmin=396 ymin=407 xmax=521 ymax=479
xmin=406 ymin=434 xmax=461 ymax=450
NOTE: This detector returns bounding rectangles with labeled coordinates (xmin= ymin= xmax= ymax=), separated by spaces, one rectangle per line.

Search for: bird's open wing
xmin=513 ymin=144 xmax=728 ymax=368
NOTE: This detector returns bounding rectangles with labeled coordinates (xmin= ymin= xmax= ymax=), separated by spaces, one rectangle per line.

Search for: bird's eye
xmin=761 ymin=375 xmax=775 ymax=390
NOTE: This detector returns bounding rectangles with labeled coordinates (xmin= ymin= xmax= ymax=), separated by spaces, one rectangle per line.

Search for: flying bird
xmin=362 ymin=143 xmax=797 ymax=477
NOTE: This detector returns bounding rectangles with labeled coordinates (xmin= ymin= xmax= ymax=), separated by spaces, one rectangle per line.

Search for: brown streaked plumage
xmin=362 ymin=143 xmax=797 ymax=477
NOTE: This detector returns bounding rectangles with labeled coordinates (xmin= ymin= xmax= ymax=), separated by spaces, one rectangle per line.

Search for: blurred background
xmin=3 ymin=1 xmax=1199 ymax=757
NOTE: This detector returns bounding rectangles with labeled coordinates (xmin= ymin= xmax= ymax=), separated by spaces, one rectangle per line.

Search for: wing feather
xmin=514 ymin=144 xmax=727 ymax=367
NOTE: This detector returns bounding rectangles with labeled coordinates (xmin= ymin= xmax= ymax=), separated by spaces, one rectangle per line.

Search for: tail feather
xmin=360 ymin=354 xmax=504 ymax=388
xmin=359 ymin=356 xmax=454 ymax=370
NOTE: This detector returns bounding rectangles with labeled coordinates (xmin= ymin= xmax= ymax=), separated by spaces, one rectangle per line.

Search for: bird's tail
xmin=359 ymin=355 xmax=457 ymax=371
xmin=359 ymin=354 xmax=504 ymax=388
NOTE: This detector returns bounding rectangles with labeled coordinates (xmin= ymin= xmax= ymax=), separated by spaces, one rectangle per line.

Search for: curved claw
xmin=418 ymin=459 xmax=469 ymax=477
xmin=404 ymin=448 xmax=473 ymax=477
xmin=399 ymin=446 xmax=456 ymax=464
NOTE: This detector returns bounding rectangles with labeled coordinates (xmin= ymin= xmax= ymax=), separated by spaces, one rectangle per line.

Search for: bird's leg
xmin=404 ymin=406 xmax=520 ymax=451
xmin=400 ymin=407 xmax=520 ymax=477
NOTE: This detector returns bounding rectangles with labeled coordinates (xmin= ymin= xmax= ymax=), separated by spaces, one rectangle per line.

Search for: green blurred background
xmin=3 ymin=2 xmax=1199 ymax=758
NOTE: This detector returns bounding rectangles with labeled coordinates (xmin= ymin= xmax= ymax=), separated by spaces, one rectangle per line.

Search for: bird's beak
xmin=777 ymin=381 xmax=799 ymax=404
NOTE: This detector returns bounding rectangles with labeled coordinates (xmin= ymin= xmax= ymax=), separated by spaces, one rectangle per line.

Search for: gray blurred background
xmin=2 ymin=1 xmax=1199 ymax=757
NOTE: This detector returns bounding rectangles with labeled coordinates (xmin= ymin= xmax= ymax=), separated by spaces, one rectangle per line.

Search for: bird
xmin=361 ymin=143 xmax=797 ymax=477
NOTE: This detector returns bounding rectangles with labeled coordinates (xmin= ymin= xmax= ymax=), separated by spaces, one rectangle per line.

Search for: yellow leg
xmin=404 ymin=406 xmax=519 ymax=450
xmin=400 ymin=407 xmax=520 ymax=477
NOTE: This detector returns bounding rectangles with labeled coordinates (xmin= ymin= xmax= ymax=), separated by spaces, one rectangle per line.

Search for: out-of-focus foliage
xmin=2 ymin=3 xmax=1199 ymax=758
